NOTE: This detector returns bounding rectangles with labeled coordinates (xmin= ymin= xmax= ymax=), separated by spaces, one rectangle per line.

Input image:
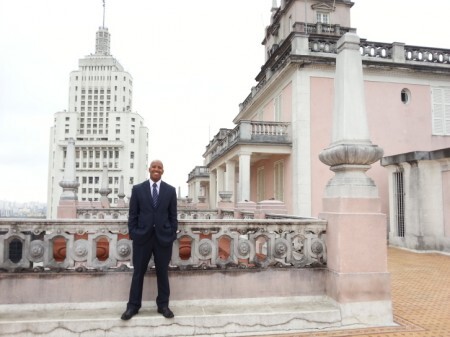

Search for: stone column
xmin=319 ymin=33 xmax=392 ymax=326
xmin=216 ymin=166 xmax=225 ymax=199
xmin=238 ymin=152 xmax=251 ymax=202
xmin=57 ymin=138 xmax=80 ymax=218
xmin=209 ymin=170 xmax=217 ymax=209
xmin=195 ymin=180 xmax=201 ymax=203
xmin=225 ymin=160 xmax=236 ymax=203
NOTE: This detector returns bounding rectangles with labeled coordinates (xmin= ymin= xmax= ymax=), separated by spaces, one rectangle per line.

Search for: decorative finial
xmin=99 ymin=163 xmax=112 ymax=208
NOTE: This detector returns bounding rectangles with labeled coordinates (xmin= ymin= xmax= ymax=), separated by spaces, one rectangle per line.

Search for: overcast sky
xmin=0 ymin=0 xmax=449 ymax=203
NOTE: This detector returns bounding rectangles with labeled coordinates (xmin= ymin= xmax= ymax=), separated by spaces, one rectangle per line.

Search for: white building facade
xmin=47 ymin=27 xmax=148 ymax=219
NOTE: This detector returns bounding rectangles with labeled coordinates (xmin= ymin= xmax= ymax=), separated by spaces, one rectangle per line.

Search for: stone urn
xmin=219 ymin=191 xmax=233 ymax=202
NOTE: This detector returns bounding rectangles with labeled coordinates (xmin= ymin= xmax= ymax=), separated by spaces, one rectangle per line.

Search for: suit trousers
xmin=127 ymin=234 xmax=173 ymax=310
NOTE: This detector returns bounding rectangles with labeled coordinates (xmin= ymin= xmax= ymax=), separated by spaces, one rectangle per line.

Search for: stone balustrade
xmin=207 ymin=121 xmax=291 ymax=164
xmin=309 ymin=38 xmax=450 ymax=64
xmin=240 ymin=32 xmax=450 ymax=112
xmin=404 ymin=45 xmax=450 ymax=63
xmin=187 ymin=166 xmax=210 ymax=182
xmin=178 ymin=210 xmax=219 ymax=220
xmin=0 ymin=218 xmax=326 ymax=272
xmin=251 ymin=121 xmax=290 ymax=137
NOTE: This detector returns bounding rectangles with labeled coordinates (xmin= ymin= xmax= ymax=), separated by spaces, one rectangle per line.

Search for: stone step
xmin=0 ymin=296 xmax=342 ymax=337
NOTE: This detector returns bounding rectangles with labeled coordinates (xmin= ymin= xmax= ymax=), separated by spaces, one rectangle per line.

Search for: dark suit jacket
xmin=128 ymin=180 xmax=178 ymax=246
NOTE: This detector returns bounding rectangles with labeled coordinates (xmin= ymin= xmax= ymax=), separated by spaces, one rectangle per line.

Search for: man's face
xmin=149 ymin=160 xmax=164 ymax=182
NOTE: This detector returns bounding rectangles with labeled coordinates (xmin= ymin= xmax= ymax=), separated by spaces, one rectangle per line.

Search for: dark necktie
xmin=152 ymin=183 xmax=158 ymax=208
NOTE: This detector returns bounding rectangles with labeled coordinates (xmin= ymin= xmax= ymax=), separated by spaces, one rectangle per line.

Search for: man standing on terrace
xmin=121 ymin=159 xmax=178 ymax=320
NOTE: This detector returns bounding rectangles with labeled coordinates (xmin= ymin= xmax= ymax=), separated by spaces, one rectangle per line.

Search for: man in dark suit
xmin=121 ymin=159 xmax=178 ymax=320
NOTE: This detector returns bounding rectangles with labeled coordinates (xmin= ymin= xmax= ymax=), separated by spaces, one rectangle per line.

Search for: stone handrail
xmin=311 ymin=38 xmax=450 ymax=64
xmin=208 ymin=121 xmax=291 ymax=163
xmin=251 ymin=121 xmax=290 ymax=136
xmin=404 ymin=45 xmax=450 ymax=63
xmin=178 ymin=210 xmax=219 ymax=220
xmin=209 ymin=125 xmax=240 ymax=161
xmin=0 ymin=218 xmax=326 ymax=272
xmin=187 ymin=166 xmax=210 ymax=182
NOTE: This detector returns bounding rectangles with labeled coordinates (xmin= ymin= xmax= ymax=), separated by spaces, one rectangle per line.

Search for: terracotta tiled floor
xmin=259 ymin=247 xmax=450 ymax=337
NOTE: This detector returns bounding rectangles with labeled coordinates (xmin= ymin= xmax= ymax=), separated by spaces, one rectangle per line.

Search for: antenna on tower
xmin=102 ymin=0 xmax=106 ymax=28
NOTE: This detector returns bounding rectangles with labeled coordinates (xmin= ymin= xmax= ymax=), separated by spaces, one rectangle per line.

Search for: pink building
xmin=187 ymin=0 xmax=450 ymax=230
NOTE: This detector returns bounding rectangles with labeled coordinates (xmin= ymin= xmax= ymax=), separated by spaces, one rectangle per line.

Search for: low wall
xmin=0 ymin=268 xmax=327 ymax=305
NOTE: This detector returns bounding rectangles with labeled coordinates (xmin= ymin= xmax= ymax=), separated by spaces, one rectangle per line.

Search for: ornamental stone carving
xmin=73 ymin=240 xmax=89 ymax=261
xmin=238 ymin=240 xmax=251 ymax=256
xmin=198 ymin=240 xmax=212 ymax=257
xmin=29 ymin=240 xmax=45 ymax=261
xmin=116 ymin=239 xmax=131 ymax=259
xmin=0 ymin=219 xmax=327 ymax=271
xmin=274 ymin=241 xmax=288 ymax=258
xmin=319 ymin=143 xmax=383 ymax=167
xmin=292 ymin=235 xmax=305 ymax=254
xmin=311 ymin=240 xmax=324 ymax=255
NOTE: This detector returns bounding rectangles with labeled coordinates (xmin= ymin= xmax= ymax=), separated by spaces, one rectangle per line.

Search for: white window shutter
xmin=433 ymin=88 xmax=444 ymax=135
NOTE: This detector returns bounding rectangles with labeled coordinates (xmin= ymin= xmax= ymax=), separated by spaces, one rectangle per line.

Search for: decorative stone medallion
xmin=198 ymin=240 xmax=212 ymax=258
xmin=73 ymin=239 xmax=89 ymax=261
xmin=116 ymin=239 xmax=132 ymax=259
xmin=274 ymin=240 xmax=288 ymax=258
xmin=29 ymin=240 xmax=45 ymax=261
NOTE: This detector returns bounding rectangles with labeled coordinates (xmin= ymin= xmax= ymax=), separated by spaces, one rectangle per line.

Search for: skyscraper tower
xmin=47 ymin=7 xmax=148 ymax=219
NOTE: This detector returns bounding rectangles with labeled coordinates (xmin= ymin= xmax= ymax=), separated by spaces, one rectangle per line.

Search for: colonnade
xmin=208 ymin=152 xmax=252 ymax=208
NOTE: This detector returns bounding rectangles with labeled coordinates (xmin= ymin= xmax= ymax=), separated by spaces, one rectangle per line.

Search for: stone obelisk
xmin=319 ymin=33 xmax=392 ymax=326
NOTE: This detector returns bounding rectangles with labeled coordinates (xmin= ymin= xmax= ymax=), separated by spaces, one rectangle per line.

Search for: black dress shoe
xmin=121 ymin=308 xmax=138 ymax=320
xmin=157 ymin=307 xmax=174 ymax=318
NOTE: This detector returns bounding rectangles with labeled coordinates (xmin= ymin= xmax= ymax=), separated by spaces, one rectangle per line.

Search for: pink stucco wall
xmin=250 ymin=155 xmax=293 ymax=213
xmin=310 ymin=77 xmax=450 ymax=217
xmin=260 ymin=82 xmax=292 ymax=122
xmin=310 ymin=77 xmax=334 ymax=216
xmin=282 ymin=82 xmax=293 ymax=122
xmin=247 ymin=82 xmax=293 ymax=211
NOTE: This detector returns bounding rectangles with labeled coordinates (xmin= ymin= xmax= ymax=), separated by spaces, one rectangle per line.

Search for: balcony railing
xmin=206 ymin=121 xmax=291 ymax=164
xmin=0 ymin=218 xmax=326 ymax=272
xmin=187 ymin=166 xmax=210 ymax=182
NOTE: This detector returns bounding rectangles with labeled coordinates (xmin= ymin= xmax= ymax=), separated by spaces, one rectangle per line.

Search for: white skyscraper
xmin=47 ymin=25 xmax=148 ymax=219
